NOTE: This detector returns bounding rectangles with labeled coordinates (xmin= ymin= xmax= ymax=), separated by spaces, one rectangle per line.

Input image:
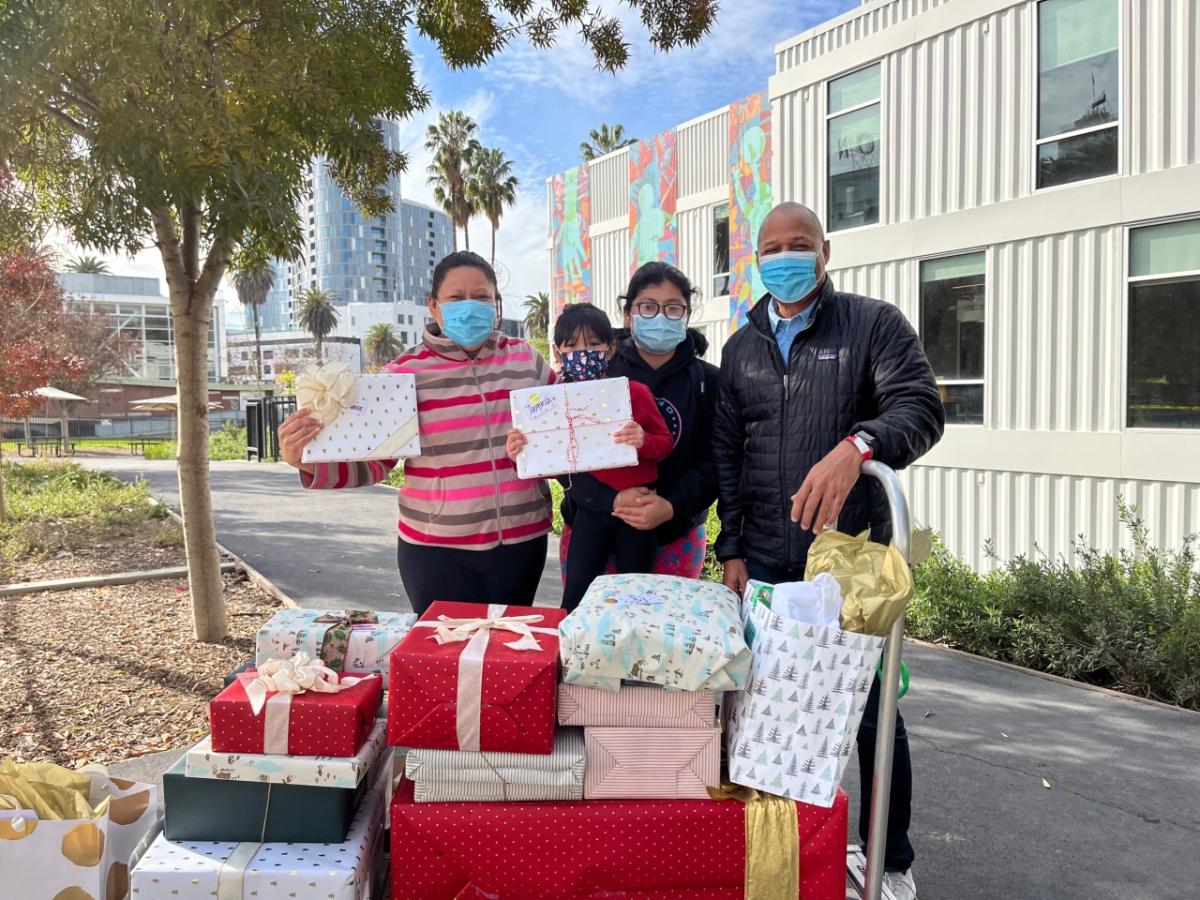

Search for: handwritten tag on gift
xmin=523 ymin=392 xmax=559 ymax=420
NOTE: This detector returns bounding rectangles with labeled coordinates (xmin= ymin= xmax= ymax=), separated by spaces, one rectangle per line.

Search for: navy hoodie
xmin=562 ymin=328 xmax=720 ymax=545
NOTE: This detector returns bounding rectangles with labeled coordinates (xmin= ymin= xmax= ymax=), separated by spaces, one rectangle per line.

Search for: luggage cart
xmin=844 ymin=461 xmax=911 ymax=900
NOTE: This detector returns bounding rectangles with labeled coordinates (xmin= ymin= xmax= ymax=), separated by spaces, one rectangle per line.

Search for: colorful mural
xmin=628 ymin=131 xmax=678 ymax=273
xmin=728 ymin=92 xmax=773 ymax=331
xmin=550 ymin=165 xmax=592 ymax=314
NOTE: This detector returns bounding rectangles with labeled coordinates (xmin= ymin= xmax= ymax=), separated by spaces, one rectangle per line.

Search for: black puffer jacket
xmin=563 ymin=329 xmax=720 ymax=545
xmin=713 ymin=278 xmax=944 ymax=570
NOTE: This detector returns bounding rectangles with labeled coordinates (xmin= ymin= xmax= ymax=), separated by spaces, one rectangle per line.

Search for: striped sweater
xmin=301 ymin=327 xmax=554 ymax=549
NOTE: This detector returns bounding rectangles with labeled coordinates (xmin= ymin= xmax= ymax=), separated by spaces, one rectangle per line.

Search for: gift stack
xmin=388 ymin=578 xmax=852 ymax=900
xmin=129 ymin=608 xmax=407 ymax=899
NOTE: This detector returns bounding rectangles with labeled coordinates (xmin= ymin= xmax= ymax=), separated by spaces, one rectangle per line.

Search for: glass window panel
xmin=1037 ymin=127 xmax=1118 ymax=188
xmin=713 ymin=273 xmax=731 ymax=299
xmin=1039 ymin=0 xmax=1118 ymax=71
xmin=829 ymin=64 xmax=881 ymax=114
xmin=1127 ymin=276 xmax=1200 ymax=428
xmin=1037 ymin=49 xmax=1118 ymax=139
xmin=1131 ymin=219 xmax=1200 ymax=278
xmin=921 ymin=253 xmax=986 ymax=282
xmin=921 ymin=253 xmax=986 ymax=425
xmin=713 ymin=204 xmax=730 ymax=278
xmin=828 ymin=105 xmax=881 ymax=232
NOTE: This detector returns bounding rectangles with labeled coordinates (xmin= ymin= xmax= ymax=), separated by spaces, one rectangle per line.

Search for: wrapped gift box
xmin=509 ymin=377 xmax=636 ymax=479
xmin=299 ymin=368 xmax=421 ymax=463
xmin=558 ymin=682 xmax=717 ymax=728
xmin=584 ymin=727 xmax=720 ymax=800
xmin=0 ymin=767 xmax=157 ymax=900
xmin=389 ymin=602 xmax=568 ymax=755
xmin=390 ymin=778 xmax=849 ymax=900
xmin=131 ymin=756 xmax=389 ymax=900
xmin=185 ymin=720 xmax=386 ymax=789
xmin=559 ymin=574 xmax=751 ymax=693
xmin=256 ymin=607 xmax=417 ymax=679
xmin=163 ymin=754 xmax=369 ymax=843
xmin=406 ymin=728 xmax=585 ymax=803
xmin=210 ymin=671 xmax=382 ymax=756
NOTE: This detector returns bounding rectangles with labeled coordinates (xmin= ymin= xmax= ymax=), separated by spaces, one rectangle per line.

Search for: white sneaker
xmin=883 ymin=869 xmax=917 ymax=900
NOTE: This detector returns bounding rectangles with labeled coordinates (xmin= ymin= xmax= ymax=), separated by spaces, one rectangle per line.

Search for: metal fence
xmin=245 ymin=396 xmax=296 ymax=461
xmin=1 ymin=411 xmax=246 ymax=454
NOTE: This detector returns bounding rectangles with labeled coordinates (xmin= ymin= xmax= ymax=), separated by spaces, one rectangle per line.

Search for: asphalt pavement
xmin=88 ymin=456 xmax=1200 ymax=899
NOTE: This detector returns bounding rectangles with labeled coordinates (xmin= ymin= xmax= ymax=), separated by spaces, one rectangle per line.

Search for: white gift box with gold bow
xmin=298 ymin=363 xmax=421 ymax=464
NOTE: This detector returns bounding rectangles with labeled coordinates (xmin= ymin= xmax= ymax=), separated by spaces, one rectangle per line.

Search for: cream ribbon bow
xmin=296 ymin=361 xmax=358 ymax=425
xmin=243 ymin=652 xmax=360 ymax=716
xmin=425 ymin=612 xmax=551 ymax=652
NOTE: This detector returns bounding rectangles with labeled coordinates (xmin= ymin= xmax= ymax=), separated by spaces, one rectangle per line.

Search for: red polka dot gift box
xmin=209 ymin=667 xmax=382 ymax=756
xmin=388 ymin=777 xmax=849 ymax=900
xmin=388 ymin=602 xmax=568 ymax=755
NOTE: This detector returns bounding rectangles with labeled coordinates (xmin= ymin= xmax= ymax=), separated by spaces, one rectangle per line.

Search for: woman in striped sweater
xmin=278 ymin=251 xmax=554 ymax=615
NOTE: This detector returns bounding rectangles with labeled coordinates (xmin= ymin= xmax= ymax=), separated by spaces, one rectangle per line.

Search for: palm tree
xmin=64 ymin=254 xmax=110 ymax=274
xmin=230 ymin=261 xmax=274 ymax=392
xmin=426 ymin=111 xmax=481 ymax=251
xmin=364 ymin=322 xmax=404 ymax=369
xmin=580 ymin=123 xmax=636 ymax=161
xmin=467 ymin=146 xmax=519 ymax=267
xmin=522 ymin=291 xmax=550 ymax=338
xmin=298 ymin=287 xmax=339 ymax=362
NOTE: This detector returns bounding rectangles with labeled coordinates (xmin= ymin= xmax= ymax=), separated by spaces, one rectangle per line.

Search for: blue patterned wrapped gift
xmin=255 ymin=607 xmax=417 ymax=679
xmin=559 ymin=574 xmax=751 ymax=693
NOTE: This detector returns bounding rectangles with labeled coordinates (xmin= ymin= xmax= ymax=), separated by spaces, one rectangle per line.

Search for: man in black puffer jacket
xmin=714 ymin=201 xmax=944 ymax=899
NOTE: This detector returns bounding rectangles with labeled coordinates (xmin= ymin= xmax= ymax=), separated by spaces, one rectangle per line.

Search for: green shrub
xmin=908 ymin=503 xmax=1200 ymax=710
xmin=143 ymin=441 xmax=176 ymax=460
xmin=139 ymin=423 xmax=247 ymax=462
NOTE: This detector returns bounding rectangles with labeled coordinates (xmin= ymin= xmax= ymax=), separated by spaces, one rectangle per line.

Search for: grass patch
xmin=0 ymin=461 xmax=165 ymax=573
xmin=143 ymin=423 xmax=248 ymax=462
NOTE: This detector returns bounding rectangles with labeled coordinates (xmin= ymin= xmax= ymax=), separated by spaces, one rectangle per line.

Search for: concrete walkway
xmin=88 ymin=457 xmax=1200 ymax=898
xmin=79 ymin=457 xmax=563 ymax=611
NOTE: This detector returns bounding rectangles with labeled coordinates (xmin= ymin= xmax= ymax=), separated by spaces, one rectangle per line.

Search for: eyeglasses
xmin=632 ymin=301 xmax=689 ymax=321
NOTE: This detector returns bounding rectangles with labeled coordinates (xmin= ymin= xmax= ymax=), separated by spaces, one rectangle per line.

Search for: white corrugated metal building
xmin=548 ymin=0 xmax=1200 ymax=569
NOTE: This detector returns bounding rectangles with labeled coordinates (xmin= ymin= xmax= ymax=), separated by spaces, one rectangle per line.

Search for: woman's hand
xmin=613 ymin=488 xmax=673 ymax=531
xmin=506 ymin=428 xmax=528 ymax=462
xmin=278 ymin=408 xmax=323 ymax=473
xmin=613 ymin=419 xmax=645 ymax=449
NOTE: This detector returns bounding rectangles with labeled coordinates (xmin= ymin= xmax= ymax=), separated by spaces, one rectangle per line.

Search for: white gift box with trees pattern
xmin=726 ymin=599 xmax=885 ymax=808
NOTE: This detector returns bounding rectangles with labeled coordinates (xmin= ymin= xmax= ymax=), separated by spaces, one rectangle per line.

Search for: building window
xmin=1127 ymin=219 xmax=1200 ymax=429
xmin=712 ymin=204 xmax=731 ymax=298
xmin=920 ymin=252 xmax=985 ymax=425
xmin=1036 ymin=0 xmax=1119 ymax=189
xmin=827 ymin=63 xmax=881 ymax=232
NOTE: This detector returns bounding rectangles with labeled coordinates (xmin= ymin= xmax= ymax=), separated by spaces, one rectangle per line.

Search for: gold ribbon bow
xmin=708 ymin=782 xmax=800 ymax=900
xmin=296 ymin=362 xmax=358 ymax=425
xmin=425 ymin=612 xmax=551 ymax=652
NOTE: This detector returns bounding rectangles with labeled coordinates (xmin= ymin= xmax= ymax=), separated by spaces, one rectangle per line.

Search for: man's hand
xmin=278 ymin=408 xmax=323 ymax=474
xmin=505 ymin=428 xmax=528 ymax=462
xmin=612 ymin=419 xmax=645 ymax=449
xmin=613 ymin=488 xmax=673 ymax=531
xmin=723 ymin=558 xmax=749 ymax=596
xmin=790 ymin=440 xmax=863 ymax=533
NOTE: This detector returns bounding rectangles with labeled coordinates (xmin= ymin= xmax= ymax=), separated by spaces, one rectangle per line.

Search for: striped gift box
xmin=405 ymin=729 xmax=585 ymax=803
xmin=558 ymin=683 xmax=717 ymax=728
xmin=583 ymin=727 xmax=721 ymax=800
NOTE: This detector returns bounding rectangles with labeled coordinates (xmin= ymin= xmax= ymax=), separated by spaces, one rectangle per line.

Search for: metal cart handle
xmin=859 ymin=460 xmax=911 ymax=900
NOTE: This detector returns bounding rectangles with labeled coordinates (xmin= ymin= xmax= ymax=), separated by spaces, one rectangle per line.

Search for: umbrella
xmin=33 ymin=386 xmax=89 ymax=451
xmin=131 ymin=393 xmax=222 ymax=439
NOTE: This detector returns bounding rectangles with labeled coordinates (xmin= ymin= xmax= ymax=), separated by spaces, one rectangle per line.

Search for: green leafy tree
xmin=64 ymin=254 xmax=109 ymax=274
xmin=0 ymin=170 xmax=46 ymax=252
xmin=231 ymin=260 xmax=274 ymax=392
xmin=0 ymin=0 xmax=716 ymax=641
xmin=298 ymin=287 xmax=339 ymax=363
xmin=580 ymin=122 xmax=636 ymax=161
xmin=427 ymin=111 xmax=481 ymax=251
xmin=467 ymin=146 xmax=518 ymax=266
xmin=364 ymin=321 xmax=404 ymax=369
xmin=523 ymin=291 xmax=549 ymax=338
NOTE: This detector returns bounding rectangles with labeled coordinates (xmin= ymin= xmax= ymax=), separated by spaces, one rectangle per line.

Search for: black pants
xmin=745 ymin=558 xmax=915 ymax=873
xmin=396 ymin=534 xmax=548 ymax=617
xmin=561 ymin=506 xmax=658 ymax=612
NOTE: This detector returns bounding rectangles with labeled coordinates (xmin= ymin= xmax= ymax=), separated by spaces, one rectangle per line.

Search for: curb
xmin=907 ymin=637 xmax=1200 ymax=717
xmin=0 ymin=563 xmax=235 ymax=597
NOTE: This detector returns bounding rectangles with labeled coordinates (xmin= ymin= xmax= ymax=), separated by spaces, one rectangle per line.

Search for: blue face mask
xmin=632 ymin=313 xmax=687 ymax=355
xmin=759 ymin=250 xmax=821 ymax=303
xmin=559 ymin=348 xmax=610 ymax=382
xmin=439 ymin=299 xmax=496 ymax=349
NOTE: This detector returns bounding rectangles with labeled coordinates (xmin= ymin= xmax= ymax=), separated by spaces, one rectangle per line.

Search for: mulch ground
xmin=5 ymin=518 xmax=187 ymax=584
xmin=0 ymin=565 xmax=279 ymax=766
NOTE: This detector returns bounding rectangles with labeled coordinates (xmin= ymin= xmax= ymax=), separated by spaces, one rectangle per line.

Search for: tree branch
xmin=208 ymin=15 xmax=260 ymax=46
xmin=42 ymin=103 xmax=90 ymax=137
xmin=196 ymin=233 xmax=235 ymax=312
xmin=151 ymin=207 xmax=188 ymax=307
xmin=181 ymin=202 xmax=200 ymax=285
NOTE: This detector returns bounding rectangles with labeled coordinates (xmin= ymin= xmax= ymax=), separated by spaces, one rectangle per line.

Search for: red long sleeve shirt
xmin=592 ymin=379 xmax=674 ymax=491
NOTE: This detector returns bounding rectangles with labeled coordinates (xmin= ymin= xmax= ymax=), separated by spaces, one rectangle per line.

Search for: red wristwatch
xmin=844 ymin=431 xmax=874 ymax=460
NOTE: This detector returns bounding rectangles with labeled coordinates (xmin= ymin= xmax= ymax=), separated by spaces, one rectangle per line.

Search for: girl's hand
xmin=278 ymin=408 xmax=323 ymax=473
xmin=506 ymin=428 xmax=528 ymax=461
xmin=613 ymin=419 xmax=645 ymax=449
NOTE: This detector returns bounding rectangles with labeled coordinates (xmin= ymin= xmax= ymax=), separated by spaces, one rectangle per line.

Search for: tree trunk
xmin=464 ymin=219 xmax=471 ymax=251
xmin=253 ymin=304 xmax=264 ymax=397
xmin=490 ymin=225 xmax=496 ymax=268
xmin=152 ymin=205 xmax=229 ymax=643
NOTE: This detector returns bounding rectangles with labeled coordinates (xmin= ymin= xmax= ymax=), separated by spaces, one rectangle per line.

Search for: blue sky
xmin=74 ymin=0 xmax=856 ymax=320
